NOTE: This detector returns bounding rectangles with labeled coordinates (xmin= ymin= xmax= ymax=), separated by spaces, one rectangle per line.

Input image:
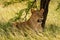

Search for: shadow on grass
xmin=44 ymin=24 xmax=60 ymax=37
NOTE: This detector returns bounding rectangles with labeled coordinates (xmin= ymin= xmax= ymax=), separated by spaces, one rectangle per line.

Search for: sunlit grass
xmin=0 ymin=23 xmax=60 ymax=40
xmin=0 ymin=0 xmax=60 ymax=40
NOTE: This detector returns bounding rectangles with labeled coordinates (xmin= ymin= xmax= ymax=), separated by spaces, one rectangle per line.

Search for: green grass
xmin=0 ymin=0 xmax=60 ymax=40
xmin=0 ymin=23 xmax=60 ymax=40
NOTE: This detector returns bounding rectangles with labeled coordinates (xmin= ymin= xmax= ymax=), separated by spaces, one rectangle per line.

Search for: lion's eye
xmin=37 ymin=19 xmax=41 ymax=22
xmin=37 ymin=19 xmax=39 ymax=22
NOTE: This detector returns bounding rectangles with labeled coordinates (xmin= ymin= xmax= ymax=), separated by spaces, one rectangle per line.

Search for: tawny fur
xmin=12 ymin=8 xmax=44 ymax=32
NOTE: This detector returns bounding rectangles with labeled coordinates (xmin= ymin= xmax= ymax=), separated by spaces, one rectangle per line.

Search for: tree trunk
xmin=40 ymin=0 xmax=50 ymax=29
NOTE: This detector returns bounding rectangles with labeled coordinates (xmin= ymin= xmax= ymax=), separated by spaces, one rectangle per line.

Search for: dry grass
xmin=0 ymin=23 xmax=60 ymax=40
xmin=0 ymin=0 xmax=60 ymax=40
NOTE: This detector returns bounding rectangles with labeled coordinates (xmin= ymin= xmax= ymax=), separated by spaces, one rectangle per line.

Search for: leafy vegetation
xmin=0 ymin=0 xmax=60 ymax=40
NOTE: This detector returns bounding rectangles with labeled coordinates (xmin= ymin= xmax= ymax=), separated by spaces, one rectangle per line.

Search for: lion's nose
xmin=37 ymin=18 xmax=43 ymax=22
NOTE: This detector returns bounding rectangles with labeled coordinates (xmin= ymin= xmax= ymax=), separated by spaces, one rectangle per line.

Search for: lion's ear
xmin=40 ymin=8 xmax=44 ymax=14
xmin=31 ymin=8 xmax=37 ymax=14
xmin=38 ymin=8 xmax=44 ymax=16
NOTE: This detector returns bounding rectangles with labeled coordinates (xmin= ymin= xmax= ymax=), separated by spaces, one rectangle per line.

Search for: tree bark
xmin=40 ymin=0 xmax=50 ymax=29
